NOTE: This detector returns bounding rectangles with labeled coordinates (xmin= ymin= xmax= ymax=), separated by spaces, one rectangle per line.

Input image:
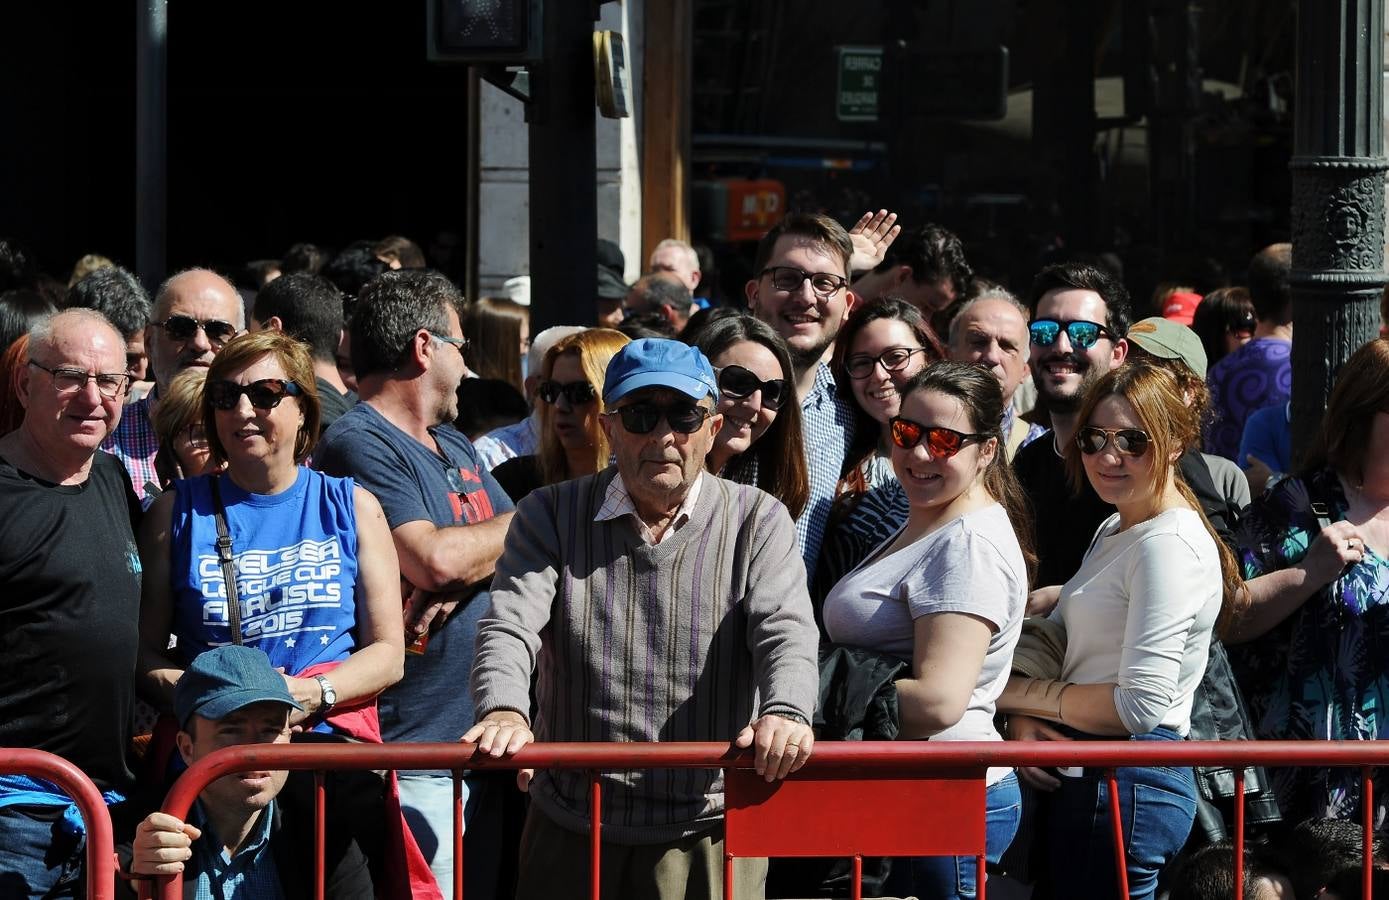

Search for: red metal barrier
xmin=149 ymin=740 xmax=1389 ymax=900
xmin=0 ymin=748 xmax=117 ymax=900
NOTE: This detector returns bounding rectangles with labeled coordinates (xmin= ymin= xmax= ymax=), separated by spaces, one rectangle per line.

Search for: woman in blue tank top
xmin=138 ymin=331 xmax=404 ymax=729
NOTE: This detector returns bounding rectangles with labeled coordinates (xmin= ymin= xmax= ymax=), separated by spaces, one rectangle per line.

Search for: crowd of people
xmin=0 ymin=218 xmax=1387 ymax=900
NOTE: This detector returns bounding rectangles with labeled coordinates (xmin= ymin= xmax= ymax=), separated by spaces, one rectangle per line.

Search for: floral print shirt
xmin=1231 ymin=467 xmax=1389 ymax=823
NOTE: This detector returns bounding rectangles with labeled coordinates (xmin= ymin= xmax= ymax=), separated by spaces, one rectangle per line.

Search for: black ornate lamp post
xmin=1289 ymin=0 xmax=1387 ymax=461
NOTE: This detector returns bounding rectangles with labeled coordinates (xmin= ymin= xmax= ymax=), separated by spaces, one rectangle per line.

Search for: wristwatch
xmin=312 ymin=674 xmax=338 ymax=716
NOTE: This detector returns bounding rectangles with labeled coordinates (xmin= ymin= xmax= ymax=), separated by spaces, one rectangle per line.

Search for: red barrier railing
xmin=0 ymin=748 xmax=117 ymax=900
xmin=146 ymin=740 xmax=1387 ymax=900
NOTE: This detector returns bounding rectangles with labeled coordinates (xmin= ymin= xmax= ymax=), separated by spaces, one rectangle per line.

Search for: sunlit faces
xmin=431 ymin=306 xmax=468 ymax=425
xmin=178 ymin=702 xmax=291 ymax=814
xmin=20 ymin=318 xmax=129 ymax=453
xmin=146 ymin=271 xmax=243 ymax=391
xmin=1029 ymin=288 xmax=1126 ymax=413
xmin=890 ymin=388 xmax=994 ymax=514
xmin=746 ymin=235 xmax=852 ymax=368
xmin=547 ymin=353 xmax=600 ymax=452
xmin=710 ymin=340 xmax=782 ymax=459
xmin=649 ymin=245 xmax=700 ymax=292
xmin=847 ymin=318 xmax=929 ymax=425
xmin=212 ymin=353 xmax=305 ymax=471
xmin=950 ymin=299 xmax=1030 ymax=403
xmin=600 ymin=387 xmax=720 ymax=500
xmin=1079 ymin=394 xmax=1174 ymax=511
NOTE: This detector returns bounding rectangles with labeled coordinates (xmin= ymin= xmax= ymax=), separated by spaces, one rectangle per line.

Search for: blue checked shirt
xmin=796 ymin=362 xmax=855 ymax=577
xmin=190 ymin=799 xmax=283 ymax=900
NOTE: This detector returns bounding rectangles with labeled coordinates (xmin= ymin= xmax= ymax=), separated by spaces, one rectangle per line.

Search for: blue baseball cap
xmin=602 ymin=338 xmax=720 ymax=405
xmin=174 ymin=645 xmax=302 ymax=729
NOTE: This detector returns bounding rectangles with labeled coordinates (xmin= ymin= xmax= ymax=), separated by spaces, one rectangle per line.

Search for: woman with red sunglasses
xmin=998 ymin=362 xmax=1244 ymax=899
xmin=822 ymin=360 xmax=1035 ymax=899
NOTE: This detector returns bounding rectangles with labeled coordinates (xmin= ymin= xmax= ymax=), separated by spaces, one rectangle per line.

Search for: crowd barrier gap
xmin=136 ymin=740 xmax=1387 ymax=900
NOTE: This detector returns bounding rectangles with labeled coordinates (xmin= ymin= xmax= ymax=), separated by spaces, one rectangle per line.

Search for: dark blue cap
xmin=602 ymin=338 xmax=719 ymax=405
xmin=173 ymin=645 xmax=302 ymax=729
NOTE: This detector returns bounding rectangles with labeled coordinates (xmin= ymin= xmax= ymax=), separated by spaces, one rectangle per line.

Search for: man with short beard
xmin=1011 ymin=262 xmax=1130 ymax=590
xmin=746 ymin=213 xmax=858 ymax=570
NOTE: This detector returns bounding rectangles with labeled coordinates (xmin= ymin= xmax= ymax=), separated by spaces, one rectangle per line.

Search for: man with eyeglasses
xmin=314 ymin=269 xmax=515 ymax=900
xmin=746 ymin=212 xmax=860 ymax=574
xmin=0 ymin=309 xmax=144 ymax=897
xmin=1011 ymin=261 xmax=1132 ymax=594
xmin=467 ymin=338 xmax=817 ymax=900
xmin=101 ymin=268 xmax=244 ymax=501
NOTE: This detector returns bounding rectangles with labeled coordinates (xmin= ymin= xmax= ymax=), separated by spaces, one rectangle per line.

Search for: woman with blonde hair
xmin=492 ymin=328 xmax=629 ymax=502
xmin=146 ymin=368 xmax=220 ymax=502
xmin=1000 ymin=362 xmax=1244 ymax=899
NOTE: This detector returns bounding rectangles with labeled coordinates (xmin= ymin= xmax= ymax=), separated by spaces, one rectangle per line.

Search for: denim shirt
xmin=190 ymin=799 xmax=283 ymax=900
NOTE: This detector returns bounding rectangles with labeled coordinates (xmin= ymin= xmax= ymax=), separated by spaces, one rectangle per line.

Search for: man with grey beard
xmin=1010 ymin=262 xmax=1131 ymax=589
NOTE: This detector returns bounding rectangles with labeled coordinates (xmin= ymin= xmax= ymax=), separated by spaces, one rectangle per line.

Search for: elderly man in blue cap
xmin=121 ymin=645 xmax=372 ymax=898
xmin=465 ymin=338 xmax=818 ymax=900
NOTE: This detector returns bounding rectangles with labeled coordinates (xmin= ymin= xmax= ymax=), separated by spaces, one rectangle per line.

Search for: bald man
xmin=0 ymin=309 xmax=143 ymax=897
xmin=947 ymin=291 xmax=1032 ymax=458
xmin=101 ymin=268 xmax=245 ymax=501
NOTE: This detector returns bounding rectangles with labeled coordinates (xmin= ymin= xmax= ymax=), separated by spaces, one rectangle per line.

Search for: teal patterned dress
xmin=1230 ymin=467 xmax=1389 ymax=824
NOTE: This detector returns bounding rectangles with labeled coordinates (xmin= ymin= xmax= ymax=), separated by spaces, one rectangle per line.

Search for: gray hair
xmin=650 ymin=238 xmax=699 ymax=270
xmin=28 ymin=308 xmax=123 ymax=361
xmin=152 ymin=268 xmax=246 ymax=329
xmin=947 ymin=288 xmax=1030 ymax=347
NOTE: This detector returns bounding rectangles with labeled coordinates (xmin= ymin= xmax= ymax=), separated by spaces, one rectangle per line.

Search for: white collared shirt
xmin=595 ymin=471 xmax=704 ymax=545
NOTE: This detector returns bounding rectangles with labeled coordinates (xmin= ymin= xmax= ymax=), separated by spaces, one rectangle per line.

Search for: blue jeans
xmin=1042 ymin=727 xmax=1197 ymax=900
xmin=0 ymin=806 xmax=84 ymax=899
xmin=398 ymin=772 xmax=503 ymax=900
xmin=883 ymin=771 xmax=1022 ymax=900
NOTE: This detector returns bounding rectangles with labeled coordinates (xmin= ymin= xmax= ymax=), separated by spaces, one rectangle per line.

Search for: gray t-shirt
xmin=822 ymin=502 xmax=1026 ymax=782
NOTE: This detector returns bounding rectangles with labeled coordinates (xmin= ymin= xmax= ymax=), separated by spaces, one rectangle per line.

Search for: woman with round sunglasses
xmin=492 ymin=328 xmax=629 ymax=503
xmin=688 ymin=314 xmax=809 ymax=518
xmin=998 ymin=362 xmax=1244 ymax=899
xmin=822 ymin=361 xmax=1034 ymax=900
xmin=138 ymin=330 xmax=404 ymax=734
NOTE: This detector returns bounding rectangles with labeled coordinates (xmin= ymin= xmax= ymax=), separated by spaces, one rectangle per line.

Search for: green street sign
xmin=837 ymin=46 xmax=882 ymax=122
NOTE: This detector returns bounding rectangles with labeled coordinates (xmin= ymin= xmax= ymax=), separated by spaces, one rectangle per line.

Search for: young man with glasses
xmin=0 ymin=309 xmax=144 ymax=898
xmin=1011 ymin=262 xmax=1131 ymax=591
xmin=746 ymin=212 xmax=859 ymax=573
xmin=467 ymin=338 xmax=818 ymax=900
xmin=101 ymin=268 xmax=244 ymax=501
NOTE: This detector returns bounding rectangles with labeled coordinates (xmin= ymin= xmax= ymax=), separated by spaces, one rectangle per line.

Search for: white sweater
xmin=1054 ymin=507 xmax=1221 ymax=736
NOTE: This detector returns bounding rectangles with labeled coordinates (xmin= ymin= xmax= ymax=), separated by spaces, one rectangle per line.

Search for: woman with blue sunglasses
xmin=999 ymin=362 xmax=1244 ymax=899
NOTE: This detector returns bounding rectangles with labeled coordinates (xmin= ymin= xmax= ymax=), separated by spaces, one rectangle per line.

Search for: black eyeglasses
xmin=156 ymin=315 xmax=239 ymax=346
xmin=844 ymin=346 xmax=928 ymax=380
xmin=608 ymin=402 xmax=711 ymax=435
xmin=207 ymin=378 xmax=302 ymax=411
xmin=760 ymin=266 xmax=848 ymax=298
xmin=428 ymin=332 xmax=469 ymax=356
xmin=1028 ymin=319 xmax=1115 ymax=350
xmin=888 ymin=416 xmax=988 ymax=459
xmin=538 ymin=380 xmax=597 ymax=406
xmin=717 ymin=365 xmax=788 ymax=410
xmin=1076 ymin=426 xmax=1151 ymax=458
xmin=26 ymin=361 xmax=131 ymax=399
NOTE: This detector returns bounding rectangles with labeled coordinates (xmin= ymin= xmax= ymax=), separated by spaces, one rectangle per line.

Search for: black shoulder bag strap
xmin=209 ymin=476 xmax=244 ymax=646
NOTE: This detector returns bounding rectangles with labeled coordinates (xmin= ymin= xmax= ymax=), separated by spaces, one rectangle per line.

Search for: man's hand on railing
xmin=461 ymin=710 xmax=534 ymax=758
xmin=1007 ymin=715 xmax=1071 ymax=792
xmin=130 ymin=812 xmax=201 ymax=875
xmin=735 ymin=713 xmax=815 ymax=783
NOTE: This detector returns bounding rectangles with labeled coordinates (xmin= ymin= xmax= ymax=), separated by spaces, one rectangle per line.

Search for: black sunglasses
xmin=609 ymin=402 xmax=711 ymax=435
xmin=157 ymin=315 xmax=239 ymax=345
xmin=888 ymin=416 xmax=988 ymax=459
xmin=208 ymin=378 xmax=302 ymax=411
xmin=1028 ymin=319 xmax=1115 ymax=350
xmin=1076 ymin=426 xmax=1151 ymax=457
xmin=538 ymin=380 xmax=597 ymax=406
xmin=717 ymin=365 xmax=787 ymax=410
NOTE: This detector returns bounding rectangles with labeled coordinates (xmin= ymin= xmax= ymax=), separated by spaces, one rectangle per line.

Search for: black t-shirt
xmin=0 ymin=450 xmax=142 ymax=791
xmin=491 ymin=454 xmax=543 ymax=505
xmin=1013 ymin=432 xmax=1239 ymax=588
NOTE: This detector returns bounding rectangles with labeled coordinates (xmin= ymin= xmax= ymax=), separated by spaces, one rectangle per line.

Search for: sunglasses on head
xmin=888 ymin=416 xmax=988 ymax=458
xmin=1028 ymin=319 xmax=1114 ymax=350
xmin=538 ymin=379 xmax=597 ymax=406
xmin=1076 ymin=426 xmax=1151 ymax=457
xmin=157 ymin=315 xmax=239 ymax=345
xmin=716 ymin=365 xmax=787 ymax=410
xmin=609 ymin=402 xmax=711 ymax=435
xmin=208 ymin=378 xmax=302 ymax=411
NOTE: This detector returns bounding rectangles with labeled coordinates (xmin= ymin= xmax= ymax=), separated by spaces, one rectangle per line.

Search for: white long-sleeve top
xmin=1054 ymin=507 xmax=1221 ymax=736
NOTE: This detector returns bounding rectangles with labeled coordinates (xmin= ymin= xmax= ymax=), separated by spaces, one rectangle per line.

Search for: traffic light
xmin=427 ymin=0 xmax=543 ymax=63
